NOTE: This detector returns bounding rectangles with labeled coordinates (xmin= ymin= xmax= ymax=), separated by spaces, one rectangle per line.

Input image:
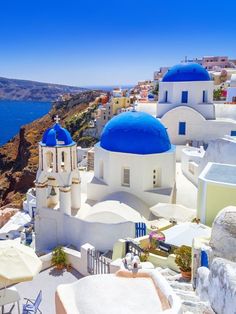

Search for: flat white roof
xmin=0 ymin=212 xmax=31 ymax=233
xmin=204 ymin=163 xmax=236 ymax=185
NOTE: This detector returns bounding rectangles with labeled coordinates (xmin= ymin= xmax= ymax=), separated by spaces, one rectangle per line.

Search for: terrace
xmin=2 ymin=267 xmax=83 ymax=314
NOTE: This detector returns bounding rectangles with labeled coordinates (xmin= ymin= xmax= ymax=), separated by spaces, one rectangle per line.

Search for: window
xmin=153 ymin=169 xmax=161 ymax=188
xmin=164 ymin=90 xmax=168 ymax=103
xmin=231 ymin=130 xmax=236 ymax=136
xmin=122 ymin=168 xmax=130 ymax=186
xmin=179 ymin=122 xmax=186 ymax=135
xmin=46 ymin=151 xmax=53 ymax=170
xmin=202 ymin=90 xmax=207 ymax=103
xmin=61 ymin=151 xmax=66 ymax=171
xmin=181 ymin=91 xmax=188 ymax=103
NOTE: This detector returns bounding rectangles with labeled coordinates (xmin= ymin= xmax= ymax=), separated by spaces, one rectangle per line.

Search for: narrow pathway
xmin=157 ymin=268 xmax=214 ymax=313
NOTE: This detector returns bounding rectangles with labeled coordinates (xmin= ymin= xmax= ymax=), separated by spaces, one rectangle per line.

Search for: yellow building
xmin=110 ymin=97 xmax=131 ymax=115
xmin=197 ymin=162 xmax=236 ymax=226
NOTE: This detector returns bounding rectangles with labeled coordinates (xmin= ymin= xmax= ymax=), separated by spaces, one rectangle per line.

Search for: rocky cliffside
xmin=0 ymin=76 xmax=86 ymax=101
xmin=0 ymin=90 xmax=103 ymax=208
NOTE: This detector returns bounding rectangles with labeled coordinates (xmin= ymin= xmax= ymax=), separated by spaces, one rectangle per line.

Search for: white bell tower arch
xmin=36 ymin=116 xmax=81 ymax=215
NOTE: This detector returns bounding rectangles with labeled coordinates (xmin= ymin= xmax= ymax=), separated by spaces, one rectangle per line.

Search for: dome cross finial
xmin=54 ymin=115 xmax=60 ymax=124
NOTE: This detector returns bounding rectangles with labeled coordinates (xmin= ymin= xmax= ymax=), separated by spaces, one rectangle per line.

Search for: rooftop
xmin=203 ymin=163 xmax=236 ymax=185
xmin=2 ymin=268 xmax=83 ymax=314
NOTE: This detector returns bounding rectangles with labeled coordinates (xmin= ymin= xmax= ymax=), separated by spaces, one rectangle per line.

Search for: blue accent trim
xmin=181 ymin=91 xmax=188 ymax=103
xmin=201 ymin=250 xmax=209 ymax=268
xmin=231 ymin=130 xmax=236 ymax=136
xmin=100 ymin=111 xmax=172 ymax=155
xmin=163 ymin=63 xmax=211 ymax=82
xmin=179 ymin=122 xmax=186 ymax=135
xmin=135 ymin=222 xmax=146 ymax=237
xmin=164 ymin=90 xmax=168 ymax=102
xmin=202 ymin=90 xmax=206 ymax=103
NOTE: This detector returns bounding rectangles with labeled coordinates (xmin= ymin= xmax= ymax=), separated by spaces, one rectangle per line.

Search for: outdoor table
xmin=0 ymin=287 xmax=20 ymax=314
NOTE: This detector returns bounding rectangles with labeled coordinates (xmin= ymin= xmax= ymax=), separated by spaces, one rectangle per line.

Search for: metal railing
xmin=87 ymin=249 xmax=111 ymax=275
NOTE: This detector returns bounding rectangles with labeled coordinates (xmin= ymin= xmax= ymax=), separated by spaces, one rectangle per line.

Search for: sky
xmin=0 ymin=0 xmax=235 ymax=86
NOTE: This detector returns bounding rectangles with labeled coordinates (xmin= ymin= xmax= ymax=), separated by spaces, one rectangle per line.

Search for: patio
xmin=2 ymin=267 xmax=83 ymax=314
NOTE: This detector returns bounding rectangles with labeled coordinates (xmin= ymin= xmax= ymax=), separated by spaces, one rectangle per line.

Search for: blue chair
xmin=22 ymin=290 xmax=42 ymax=314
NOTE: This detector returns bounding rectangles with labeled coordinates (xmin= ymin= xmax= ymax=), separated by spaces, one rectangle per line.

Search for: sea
xmin=0 ymin=86 xmax=134 ymax=147
xmin=0 ymin=100 xmax=51 ymax=146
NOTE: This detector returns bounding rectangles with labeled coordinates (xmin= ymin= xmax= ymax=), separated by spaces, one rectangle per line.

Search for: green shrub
xmin=51 ymin=246 xmax=67 ymax=268
xmin=174 ymin=245 xmax=192 ymax=272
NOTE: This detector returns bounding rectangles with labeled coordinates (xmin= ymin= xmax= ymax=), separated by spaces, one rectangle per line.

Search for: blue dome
xmin=100 ymin=111 xmax=171 ymax=154
xmin=41 ymin=123 xmax=74 ymax=147
xmin=162 ymin=63 xmax=211 ymax=82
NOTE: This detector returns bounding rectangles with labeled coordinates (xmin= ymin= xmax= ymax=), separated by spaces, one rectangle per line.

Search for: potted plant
xmin=51 ymin=246 xmax=67 ymax=270
xmin=174 ymin=245 xmax=192 ymax=280
xmin=139 ymin=249 xmax=149 ymax=262
xmin=66 ymin=263 xmax=72 ymax=272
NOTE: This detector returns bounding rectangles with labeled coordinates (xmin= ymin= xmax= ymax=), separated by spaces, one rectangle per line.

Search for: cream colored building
xmin=197 ymin=162 xmax=236 ymax=226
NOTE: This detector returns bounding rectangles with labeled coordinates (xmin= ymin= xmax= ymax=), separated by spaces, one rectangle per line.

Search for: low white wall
xmin=65 ymin=215 xmax=135 ymax=252
xmin=175 ymin=145 xmax=186 ymax=162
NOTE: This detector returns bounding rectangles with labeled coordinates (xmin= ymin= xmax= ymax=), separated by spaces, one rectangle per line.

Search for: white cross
xmin=132 ymin=101 xmax=138 ymax=112
xmin=54 ymin=115 xmax=60 ymax=124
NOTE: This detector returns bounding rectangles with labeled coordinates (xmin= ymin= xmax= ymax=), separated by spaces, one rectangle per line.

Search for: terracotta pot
xmin=180 ymin=269 xmax=191 ymax=280
xmin=56 ymin=264 xmax=64 ymax=270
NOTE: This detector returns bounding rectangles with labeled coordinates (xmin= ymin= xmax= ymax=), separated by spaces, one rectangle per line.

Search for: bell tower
xmin=35 ymin=116 xmax=81 ymax=216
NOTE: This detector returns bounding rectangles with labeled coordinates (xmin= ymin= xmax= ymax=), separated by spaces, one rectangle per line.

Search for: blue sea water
xmin=0 ymin=100 xmax=51 ymax=146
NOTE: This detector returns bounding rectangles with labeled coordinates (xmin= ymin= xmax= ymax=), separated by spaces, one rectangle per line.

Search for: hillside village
xmin=1 ymin=58 xmax=236 ymax=313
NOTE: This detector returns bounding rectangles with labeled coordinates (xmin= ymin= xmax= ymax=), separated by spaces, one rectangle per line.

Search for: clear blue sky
xmin=0 ymin=0 xmax=235 ymax=86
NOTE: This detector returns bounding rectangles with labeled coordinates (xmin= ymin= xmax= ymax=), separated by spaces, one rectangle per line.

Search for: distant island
xmin=0 ymin=76 xmax=86 ymax=101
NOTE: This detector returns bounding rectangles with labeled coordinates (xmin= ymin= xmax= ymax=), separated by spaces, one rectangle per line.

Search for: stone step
xmin=182 ymin=300 xmax=215 ymax=314
xmin=169 ymin=281 xmax=194 ymax=291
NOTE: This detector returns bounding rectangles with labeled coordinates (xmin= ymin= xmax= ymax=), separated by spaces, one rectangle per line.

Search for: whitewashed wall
xmin=88 ymin=145 xmax=176 ymax=206
xmin=161 ymin=106 xmax=236 ymax=145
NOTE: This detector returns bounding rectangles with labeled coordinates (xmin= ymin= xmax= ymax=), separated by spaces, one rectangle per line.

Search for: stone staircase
xmin=156 ymin=268 xmax=215 ymax=314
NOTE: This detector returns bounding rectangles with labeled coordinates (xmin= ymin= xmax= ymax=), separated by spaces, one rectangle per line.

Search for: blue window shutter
xmin=202 ymin=90 xmax=206 ymax=103
xmin=179 ymin=122 xmax=186 ymax=135
xmin=231 ymin=130 xmax=236 ymax=136
xmin=165 ymin=91 xmax=168 ymax=102
xmin=181 ymin=91 xmax=188 ymax=103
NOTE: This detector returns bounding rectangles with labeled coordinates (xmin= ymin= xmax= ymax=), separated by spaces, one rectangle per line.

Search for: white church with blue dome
xmin=157 ymin=63 xmax=236 ymax=145
xmin=34 ymin=112 xmax=176 ymax=252
xmin=87 ymin=111 xmax=176 ymax=206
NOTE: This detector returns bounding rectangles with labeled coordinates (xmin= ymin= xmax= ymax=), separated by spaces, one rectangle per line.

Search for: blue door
xmin=231 ymin=130 xmax=236 ymax=136
xmin=135 ymin=222 xmax=146 ymax=238
xmin=181 ymin=91 xmax=188 ymax=103
xmin=179 ymin=122 xmax=186 ymax=135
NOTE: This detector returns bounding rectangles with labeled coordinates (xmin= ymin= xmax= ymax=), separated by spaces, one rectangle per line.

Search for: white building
xmin=181 ymin=136 xmax=236 ymax=186
xmin=226 ymin=74 xmax=236 ymax=102
xmin=34 ymin=112 xmax=176 ymax=252
xmin=157 ymin=63 xmax=236 ymax=145
xmin=88 ymin=111 xmax=176 ymax=206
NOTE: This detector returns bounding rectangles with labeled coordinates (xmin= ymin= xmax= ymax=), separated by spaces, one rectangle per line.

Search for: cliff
xmin=0 ymin=90 xmax=103 ymax=208
xmin=0 ymin=76 xmax=86 ymax=101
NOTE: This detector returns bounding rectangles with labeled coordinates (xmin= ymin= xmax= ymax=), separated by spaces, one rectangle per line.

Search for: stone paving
xmin=157 ymin=267 xmax=215 ymax=314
